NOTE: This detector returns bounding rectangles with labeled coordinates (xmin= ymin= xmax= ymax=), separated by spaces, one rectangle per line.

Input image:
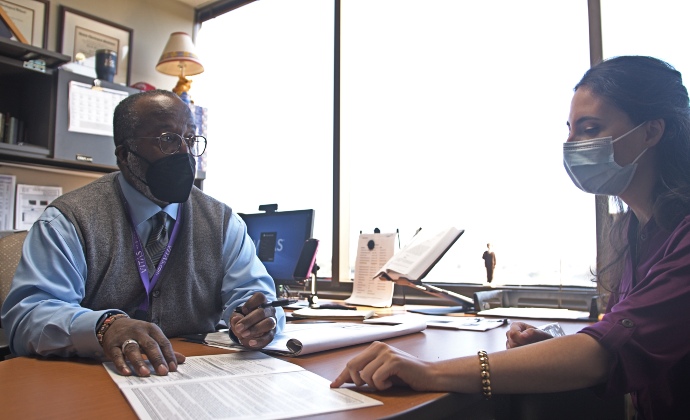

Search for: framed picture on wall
xmin=58 ymin=6 xmax=132 ymax=85
xmin=0 ymin=0 xmax=48 ymax=47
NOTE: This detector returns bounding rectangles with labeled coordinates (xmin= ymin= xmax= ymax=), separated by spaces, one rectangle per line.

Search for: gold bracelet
xmin=478 ymin=350 xmax=492 ymax=399
xmin=97 ymin=313 xmax=129 ymax=346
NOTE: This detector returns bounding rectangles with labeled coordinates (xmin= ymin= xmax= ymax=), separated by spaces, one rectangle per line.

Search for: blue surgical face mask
xmin=563 ymin=122 xmax=647 ymax=196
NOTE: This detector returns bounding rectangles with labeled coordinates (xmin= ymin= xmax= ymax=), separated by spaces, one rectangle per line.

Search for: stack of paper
xmin=185 ymin=321 xmax=427 ymax=357
xmin=477 ymin=307 xmax=591 ymax=320
xmin=364 ymin=313 xmax=507 ymax=331
xmin=104 ymin=352 xmax=382 ymax=420
xmin=290 ymin=307 xmax=375 ymax=320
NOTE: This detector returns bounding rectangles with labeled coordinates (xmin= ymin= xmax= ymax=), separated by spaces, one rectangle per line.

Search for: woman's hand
xmin=506 ymin=321 xmax=553 ymax=348
xmin=330 ymin=341 xmax=436 ymax=391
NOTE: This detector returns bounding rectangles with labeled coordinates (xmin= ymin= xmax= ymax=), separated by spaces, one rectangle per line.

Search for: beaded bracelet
xmin=96 ymin=314 xmax=129 ymax=346
xmin=478 ymin=350 xmax=492 ymax=399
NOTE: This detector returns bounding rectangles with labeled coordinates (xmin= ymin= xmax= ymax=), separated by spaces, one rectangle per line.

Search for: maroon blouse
xmin=580 ymin=214 xmax=690 ymax=419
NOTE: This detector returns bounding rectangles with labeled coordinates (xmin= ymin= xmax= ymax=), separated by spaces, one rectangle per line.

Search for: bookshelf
xmin=0 ymin=37 xmax=68 ymax=159
xmin=0 ymin=36 xmax=131 ymax=173
xmin=0 ymin=36 xmax=206 ymax=210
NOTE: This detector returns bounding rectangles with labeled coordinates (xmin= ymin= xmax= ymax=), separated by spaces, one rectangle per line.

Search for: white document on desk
xmin=364 ymin=313 xmax=507 ymax=331
xmin=477 ymin=307 xmax=590 ymax=320
xmin=104 ymin=352 xmax=382 ymax=420
xmin=187 ymin=321 xmax=427 ymax=357
xmin=263 ymin=320 xmax=426 ymax=356
xmin=345 ymin=232 xmax=397 ymax=307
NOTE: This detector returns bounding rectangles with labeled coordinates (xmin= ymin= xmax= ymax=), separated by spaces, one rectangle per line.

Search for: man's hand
xmin=230 ymin=292 xmax=277 ymax=349
xmin=505 ymin=321 xmax=553 ymax=349
xmin=102 ymin=318 xmax=186 ymax=376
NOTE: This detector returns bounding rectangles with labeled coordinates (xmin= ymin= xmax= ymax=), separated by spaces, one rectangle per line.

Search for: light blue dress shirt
xmin=1 ymin=174 xmax=284 ymax=358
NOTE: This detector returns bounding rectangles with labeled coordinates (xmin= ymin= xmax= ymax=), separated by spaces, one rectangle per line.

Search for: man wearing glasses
xmin=1 ymin=90 xmax=283 ymax=377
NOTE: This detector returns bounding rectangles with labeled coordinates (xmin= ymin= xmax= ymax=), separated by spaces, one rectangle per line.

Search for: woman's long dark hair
xmin=575 ymin=56 xmax=690 ymax=294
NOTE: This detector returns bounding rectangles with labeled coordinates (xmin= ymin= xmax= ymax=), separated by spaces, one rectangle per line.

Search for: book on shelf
xmin=1 ymin=113 xmax=24 ymax=145
xmin=375 ymin=226 xmax=465 ymax=282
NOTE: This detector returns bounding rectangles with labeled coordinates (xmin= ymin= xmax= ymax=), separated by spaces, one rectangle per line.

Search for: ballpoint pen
xmin=234 ymin=298 xmax=295 ymax=314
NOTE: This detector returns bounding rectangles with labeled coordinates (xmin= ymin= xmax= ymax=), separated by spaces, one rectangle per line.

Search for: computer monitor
xmin=239 ymin=209 xmax=315 ymax=286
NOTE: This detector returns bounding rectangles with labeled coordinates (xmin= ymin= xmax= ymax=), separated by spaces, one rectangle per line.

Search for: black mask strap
xmin=122 ymin=146 xmax=153 ymax=187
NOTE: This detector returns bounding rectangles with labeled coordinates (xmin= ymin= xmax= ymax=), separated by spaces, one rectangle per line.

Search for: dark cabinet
xmin=53 ymin=69 xmax=139 ymax=167
xmin=0 ymin=37 xmax=67 ymax=159
xmin=0 ymin=37 xmax=136 ymax=172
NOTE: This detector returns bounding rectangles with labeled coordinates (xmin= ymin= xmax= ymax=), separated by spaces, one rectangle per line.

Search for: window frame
xmin=195 ymin=0 xmax=606 ymax=306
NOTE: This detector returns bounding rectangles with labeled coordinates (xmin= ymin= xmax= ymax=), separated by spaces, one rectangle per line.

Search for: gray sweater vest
xmin=50 ymin=172 xmax=231 ymax=337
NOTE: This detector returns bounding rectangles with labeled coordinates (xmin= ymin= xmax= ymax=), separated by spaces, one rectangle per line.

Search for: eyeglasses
xmin=135 ymin=133 xmax=207 ymax=157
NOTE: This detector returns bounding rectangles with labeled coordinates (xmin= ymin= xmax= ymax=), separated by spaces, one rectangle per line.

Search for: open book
xmin=375 ymin=227 xmax=464 ymax=282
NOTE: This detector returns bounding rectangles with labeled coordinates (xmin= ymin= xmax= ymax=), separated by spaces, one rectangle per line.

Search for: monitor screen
xmin=239 ymin=209 xmax=315 ymax=285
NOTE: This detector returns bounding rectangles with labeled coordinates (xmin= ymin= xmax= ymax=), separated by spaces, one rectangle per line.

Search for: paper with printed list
xmin=345 ymin=232 xmax=397 ymax=307
xmin=0 ymin=174 xmax=16 ymax=231
xmin=104 ymin=352 xmax=382 ymax=420
xmin=14 ymin=184 xmax=62 ymax=230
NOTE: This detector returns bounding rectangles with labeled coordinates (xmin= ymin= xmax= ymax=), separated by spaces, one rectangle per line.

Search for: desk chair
xmin=0 ymin=230 xmax=28 ymax=360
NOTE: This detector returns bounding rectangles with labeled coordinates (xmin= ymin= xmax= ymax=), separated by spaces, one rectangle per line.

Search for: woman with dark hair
xmin=331 ymin=56 xmax=690 ymax=419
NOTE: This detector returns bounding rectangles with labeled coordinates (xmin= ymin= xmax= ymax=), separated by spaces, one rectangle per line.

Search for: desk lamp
xmin=155 ymin=32 xmax=204 ymax=100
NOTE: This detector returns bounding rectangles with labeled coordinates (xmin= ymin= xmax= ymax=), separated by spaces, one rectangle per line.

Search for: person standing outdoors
xmin=482 ymin=243 xmax=497 ymax=283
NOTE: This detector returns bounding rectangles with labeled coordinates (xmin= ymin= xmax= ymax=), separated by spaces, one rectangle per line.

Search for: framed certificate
xmin=58 ymin=6 xmax=132 ymax=85
xmin=0 ymin=0 xmax=47 ymax=47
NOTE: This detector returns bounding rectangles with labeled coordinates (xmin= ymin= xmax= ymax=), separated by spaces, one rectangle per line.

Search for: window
xmin=342 ymin=0 xmax=594 ymax=286
xmin=196 ymin=0 xmax=596 ymax=288
xmin=601 ymin=1 xmax=690 ymax=86
xmin=194 ymin=0 xmax=334 ymax=277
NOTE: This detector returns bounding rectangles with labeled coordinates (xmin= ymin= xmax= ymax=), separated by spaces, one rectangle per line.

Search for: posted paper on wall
xmin=345 ymin=232 xmax=397 ymax=307
xmin=0 ymin=174 xmax=16 ymax=231
xmin=14 ymin=184 xmax=62 ymax=230
xmin=68 ymin=81 xmax=129 ymax=136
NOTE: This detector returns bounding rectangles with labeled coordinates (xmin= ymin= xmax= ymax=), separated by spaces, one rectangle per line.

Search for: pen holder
xmin=95 ymin=49 xmax=117 ymax=83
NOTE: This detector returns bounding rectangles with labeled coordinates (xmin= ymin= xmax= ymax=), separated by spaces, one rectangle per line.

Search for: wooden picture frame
xmin=0 ymin=0 xmax=48 ymax=48
xmin=58 ymin=6 xmax=132 ymax=85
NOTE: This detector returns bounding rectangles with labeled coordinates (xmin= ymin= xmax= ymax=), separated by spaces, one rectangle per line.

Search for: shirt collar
xmin=117 ymin=173 xmax=179 ymax=227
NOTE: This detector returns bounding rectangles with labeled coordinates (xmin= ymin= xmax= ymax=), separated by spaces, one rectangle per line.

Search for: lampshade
xmin=156 ymin=32 xmax=204 ymax=76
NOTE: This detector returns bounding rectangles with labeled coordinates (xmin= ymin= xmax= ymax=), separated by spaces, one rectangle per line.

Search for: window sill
xmin=299 ymin=279 xmax=598 ymax=312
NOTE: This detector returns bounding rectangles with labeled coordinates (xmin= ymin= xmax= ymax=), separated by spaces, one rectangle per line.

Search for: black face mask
xmin=127 ymin=149 xmax=196 ymax=203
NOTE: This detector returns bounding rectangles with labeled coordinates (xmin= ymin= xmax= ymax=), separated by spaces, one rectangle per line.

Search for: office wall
xmin=44 ymin=0 xmax=196 ymax=90
xmin=0 ymin=163 xmax=103 ymax=194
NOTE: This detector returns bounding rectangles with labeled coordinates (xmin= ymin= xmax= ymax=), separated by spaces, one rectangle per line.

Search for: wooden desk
xmin=0 ymin=318 xmax=621 ymax=420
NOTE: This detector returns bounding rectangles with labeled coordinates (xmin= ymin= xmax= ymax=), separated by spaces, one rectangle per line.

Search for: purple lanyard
xmin=122 ymin=199 xmax=183 ymax=312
